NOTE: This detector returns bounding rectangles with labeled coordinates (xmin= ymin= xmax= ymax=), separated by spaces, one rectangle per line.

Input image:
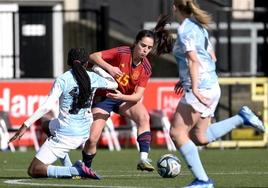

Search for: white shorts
xmin=35 ymin=119 xmax=88 ymax=165
xmin=180 ymin=83 xmax=221 ymax=118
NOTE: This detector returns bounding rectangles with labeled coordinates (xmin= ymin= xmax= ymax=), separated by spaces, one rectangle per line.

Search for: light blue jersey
xmin=24 ymin=68 xmax=117 ymax=137
xmin=173 ymin=18 xmax=218 ymax=89
xmin=52 ymin=70 xmax=111 ymax=136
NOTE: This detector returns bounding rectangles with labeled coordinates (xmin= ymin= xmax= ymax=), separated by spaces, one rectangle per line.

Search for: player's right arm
xmin=89 ymin=50 xmax=123 ymax=78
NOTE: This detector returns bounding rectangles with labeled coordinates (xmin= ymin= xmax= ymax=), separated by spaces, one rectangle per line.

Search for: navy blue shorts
xmin=92 ymin=96 xmax=124 ymax=114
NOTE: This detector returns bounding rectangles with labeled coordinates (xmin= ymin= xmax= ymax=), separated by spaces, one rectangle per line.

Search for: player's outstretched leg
xmin=73 ymin=160 xmax=101 ymax=180
xmin=238 ymin=106 xmax=265 ymax=133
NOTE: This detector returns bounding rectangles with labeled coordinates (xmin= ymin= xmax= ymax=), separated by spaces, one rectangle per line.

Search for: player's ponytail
xmin=173 ymin=0 xmax=212 ymax=28
xmin=134 ymin=15 xmax=173 ymax=56
xmin=153 ymin=14 xmax=174 ymax=55
xmin=67 ymin=48 xmax=91 ymax=108
xmin=187 ymin=0 xmax=212 ymax=27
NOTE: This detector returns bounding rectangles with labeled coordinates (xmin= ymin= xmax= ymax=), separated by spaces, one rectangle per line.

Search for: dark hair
xmin=134 ymin=14 xmax=174 ymax=56
xmin=67 ymin=48 xmax=91 ymax=108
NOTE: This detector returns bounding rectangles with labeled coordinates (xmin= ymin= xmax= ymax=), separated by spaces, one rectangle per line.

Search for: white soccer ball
xmin=157 ymin=154 xmax=181 ymax=178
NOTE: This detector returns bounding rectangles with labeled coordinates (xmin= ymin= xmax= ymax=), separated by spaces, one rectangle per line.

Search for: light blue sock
xmin=179 ymin=140 xmax=208 ymax=181
xmin=206 ymin=115 xmax=243 ymax=143
xmin=47 ymin=165 xmax=79 ymax=178
xmin=59 ymin=154 xmax=72 ymax=167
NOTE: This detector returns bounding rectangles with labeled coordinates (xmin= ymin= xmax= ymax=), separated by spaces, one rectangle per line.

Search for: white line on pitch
xmin=4 ymin=179 xmax=152 ymax=188
xmin=5 ymin=168 xmax=268 ymax=176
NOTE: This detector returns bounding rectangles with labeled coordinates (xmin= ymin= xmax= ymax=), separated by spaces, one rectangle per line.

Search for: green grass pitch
xmin=1 ymin=148 xmax=268 ymax=187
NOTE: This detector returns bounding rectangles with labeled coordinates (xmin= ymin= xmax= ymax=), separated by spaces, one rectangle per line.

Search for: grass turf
xmin=0 ymin=148 xmax=268 ymax=188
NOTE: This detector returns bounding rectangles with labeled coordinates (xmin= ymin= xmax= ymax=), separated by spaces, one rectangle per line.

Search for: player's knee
xmin=136 ymin=112 xmax=150 ymax=125
xmin=27 ymin=165 xmax=36 ymax=178
xmin=28 ymin=163 xmax=47 ymax=178
xmin=191 ymin=134 xmax=208 ymax=146
xmin=169 ymin=128 xmax=176 ymax=140
xmin=169 ymin=128 xmax=186 ymax=144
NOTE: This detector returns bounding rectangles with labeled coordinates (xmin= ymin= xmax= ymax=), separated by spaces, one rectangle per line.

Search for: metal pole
xmin=99 ymin=4 xmax=109 ymax=50
xmin=227 ymin=8 xmax=233 ymax=116
xmin=263 ymin=9 xmax=268 ymax=76
xmin=12 ymin=12 xmax=16 ymax=78
xmin=227 ymin=9 xmax=232 ymax=74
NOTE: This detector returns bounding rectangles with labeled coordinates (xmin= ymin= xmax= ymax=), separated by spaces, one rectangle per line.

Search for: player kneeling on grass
xmin=9 ymin=48 xmax=118 ymax=179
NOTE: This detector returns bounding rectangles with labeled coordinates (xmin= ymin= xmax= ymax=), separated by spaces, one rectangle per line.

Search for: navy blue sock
xmin=137 ymin=131 xmax=151 ymax=153
xmin=82 ymin=151 xmax=96 ymax=168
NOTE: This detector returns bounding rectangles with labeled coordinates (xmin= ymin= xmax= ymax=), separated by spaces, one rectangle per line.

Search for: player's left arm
xmin=187 ymin=51 xmax=210 ymax=106
xmin=106 ymin=86 xmax=145 ymax=102
xmin=9 ymin=80 xmax=62 ymax=142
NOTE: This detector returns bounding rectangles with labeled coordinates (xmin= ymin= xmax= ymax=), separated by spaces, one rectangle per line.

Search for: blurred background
xmin=0 ymin=0 xmax=268 ymax=151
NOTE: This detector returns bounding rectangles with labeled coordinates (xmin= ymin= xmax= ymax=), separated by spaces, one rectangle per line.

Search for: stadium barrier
xmin=0 ymin=77 xmax=267 ymax=149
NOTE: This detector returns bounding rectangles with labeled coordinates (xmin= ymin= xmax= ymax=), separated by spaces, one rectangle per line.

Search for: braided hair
xmin=134 ymin=14 xmax=174 ymax=56
xmin=67 ymin=48 xmax=91 ymax=108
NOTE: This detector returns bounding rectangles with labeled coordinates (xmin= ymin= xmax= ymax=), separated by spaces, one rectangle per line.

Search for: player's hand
xmin=106 ymin=89 xmax=123 ymax=100
xmin=108 ymin=66 xmax=123 ymax=78
xmin=9 ymin=123 xmax=28 ymax=143
xmin=174 ymin=81 xmax=184 ymax=96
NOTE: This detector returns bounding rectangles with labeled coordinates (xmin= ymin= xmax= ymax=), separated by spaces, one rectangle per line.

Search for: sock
xmin=47 ymin=165 xmax=79 ymax=178
xmin=206 ymin=115 xmax=243 ymax=143
xmin=59 ymin=154 xmax=72 ymax=167
xmin=82 ymin=150 xmax=96 ymax=168
xmin=137 ymin=131 xmax=151 ymax=153
xmin=140 ymin=152 xmax=148 ymax=160
xmin=179 ymin=140 xmax=208 ymax=181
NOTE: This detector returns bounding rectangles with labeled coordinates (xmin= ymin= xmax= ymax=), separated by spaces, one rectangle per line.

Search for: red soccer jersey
xmin=101 ymin=46 xmax=152 ymax=95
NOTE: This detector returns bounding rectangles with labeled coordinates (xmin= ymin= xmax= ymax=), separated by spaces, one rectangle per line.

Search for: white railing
xmin=144 ymin=21 xmax=268 ymax=75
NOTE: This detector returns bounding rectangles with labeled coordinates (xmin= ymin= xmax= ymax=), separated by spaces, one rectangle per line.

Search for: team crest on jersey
xmin=131 ymin=70 xmax=140 ymax=80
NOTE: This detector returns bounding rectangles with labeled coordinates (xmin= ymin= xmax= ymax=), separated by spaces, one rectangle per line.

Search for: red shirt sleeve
xmin=101 ymin=47 xmax=119 ymax=63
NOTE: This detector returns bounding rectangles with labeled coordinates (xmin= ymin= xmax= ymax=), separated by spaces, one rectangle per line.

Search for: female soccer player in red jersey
xmin=82 ymin=15 xmax=174 ymax=173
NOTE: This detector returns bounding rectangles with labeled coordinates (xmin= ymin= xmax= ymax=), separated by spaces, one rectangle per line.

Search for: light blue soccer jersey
xmin=48 ymin=70 xmax=112 ymax=137
xmin=173 ymin=18 xmax=218 ymax=89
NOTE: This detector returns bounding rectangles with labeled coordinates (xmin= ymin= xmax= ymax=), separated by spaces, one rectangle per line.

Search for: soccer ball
xmin=157 ymin=154 xmax=181 ymax=178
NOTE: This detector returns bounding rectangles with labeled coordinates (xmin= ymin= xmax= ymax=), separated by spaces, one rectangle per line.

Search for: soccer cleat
xmin=238 ymin=106 xmax=265 ymax=133
xmin=137 ymin=159 xmax=155 ymax=172
xmin=182 ymin=178 xmax=214 ymax=188
xmin=73 ymin=160 xmax=101 ymax=180
xmin=72 ymin=176 xmax=82 ymax=180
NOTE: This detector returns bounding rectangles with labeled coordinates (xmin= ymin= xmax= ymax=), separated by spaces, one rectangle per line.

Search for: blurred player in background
xmin=9 ymin=48 xmax=118 ymax=179
xmin=170 ymin=0 xmax=265 ymax=188
xmin=82 ymin=15 xmax=174 ymax=173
